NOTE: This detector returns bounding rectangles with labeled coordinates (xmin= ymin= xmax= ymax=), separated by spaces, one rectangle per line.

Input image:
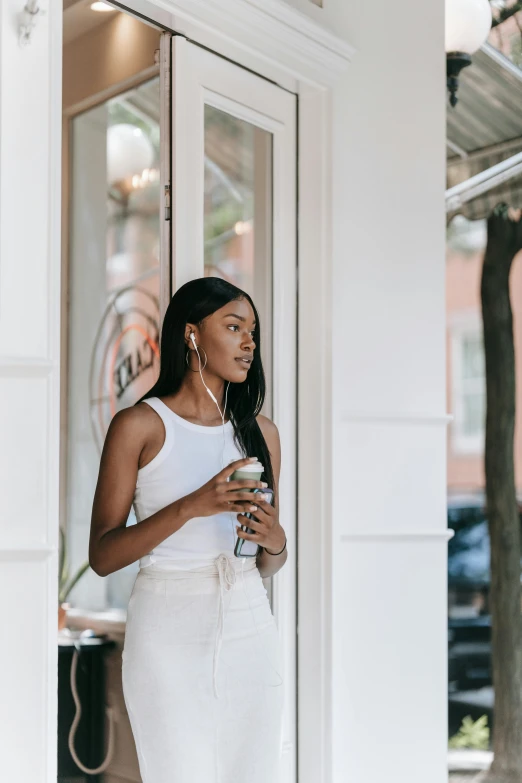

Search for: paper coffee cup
xmin=229 ymin=461 xmax=265 ymax=556
xmin=229 ymin=460 xmax=264 ymax=484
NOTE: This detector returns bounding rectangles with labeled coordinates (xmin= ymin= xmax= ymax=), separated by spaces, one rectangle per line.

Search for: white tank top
xmin=133 ymin=397 xmax=244 ymax=570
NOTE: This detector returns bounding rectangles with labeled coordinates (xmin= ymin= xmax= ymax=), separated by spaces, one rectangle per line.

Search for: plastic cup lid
xmin=231 ymin=460 xmax=264 ymax=472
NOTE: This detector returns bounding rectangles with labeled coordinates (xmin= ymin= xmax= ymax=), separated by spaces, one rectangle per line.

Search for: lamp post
xmin=446 ymin=0 xmax=493 ymax=107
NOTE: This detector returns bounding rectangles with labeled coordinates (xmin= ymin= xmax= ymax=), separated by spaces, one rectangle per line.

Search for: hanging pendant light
xmin=446 ymin=0 xmax=492 ymax=107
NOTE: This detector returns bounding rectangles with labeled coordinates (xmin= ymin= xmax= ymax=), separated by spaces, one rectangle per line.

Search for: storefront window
xmin=67 ymin=77 xmax=161 ymax=610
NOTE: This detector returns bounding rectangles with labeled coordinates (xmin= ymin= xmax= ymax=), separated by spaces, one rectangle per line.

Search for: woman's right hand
xmin=183 ymin=457 xmax=268 ymax=519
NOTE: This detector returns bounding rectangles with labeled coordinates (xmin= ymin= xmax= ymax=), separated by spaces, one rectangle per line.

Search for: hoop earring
xmin=185 ymin=347 xmax=208 ymax=371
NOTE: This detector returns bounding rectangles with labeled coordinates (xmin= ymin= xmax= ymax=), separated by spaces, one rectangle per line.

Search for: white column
xmin=0 ymin=0 xmax=62 ymax=779
xmin=328 ymin=1 xmax=447 ymax=782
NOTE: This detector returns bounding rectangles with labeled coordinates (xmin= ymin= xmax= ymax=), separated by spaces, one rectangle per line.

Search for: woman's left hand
xmin=236 ymin=494 xmax=286 ymax=554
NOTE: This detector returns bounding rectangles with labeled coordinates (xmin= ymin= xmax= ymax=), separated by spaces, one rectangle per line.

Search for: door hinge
xmin=164 ymin=184 xmax=171 ymax=221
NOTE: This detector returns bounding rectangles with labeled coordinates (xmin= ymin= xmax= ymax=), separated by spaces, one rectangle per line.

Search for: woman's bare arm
xmin=255 ymin=415 xmax=288 ymax=578
xmin=88 ymin=406 xmax=191 ymax=577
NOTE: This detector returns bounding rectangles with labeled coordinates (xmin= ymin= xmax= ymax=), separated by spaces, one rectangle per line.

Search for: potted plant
xmin=449 ymin=715 xmax=490 ymax=750
xmin=59 ymin=526 xmax=90 ymax=630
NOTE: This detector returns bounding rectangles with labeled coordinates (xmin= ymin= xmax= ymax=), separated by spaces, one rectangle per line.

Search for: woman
xmin=89 ymin=277 xmax=288 ymax=783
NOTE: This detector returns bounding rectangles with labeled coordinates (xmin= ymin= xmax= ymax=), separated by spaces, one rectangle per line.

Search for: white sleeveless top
xmin=133 ymin=397 xmax=244 ymax=570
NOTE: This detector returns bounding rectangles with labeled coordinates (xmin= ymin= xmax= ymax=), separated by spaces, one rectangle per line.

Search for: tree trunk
xmin=481 ymin=206 xmax=522 ymax=783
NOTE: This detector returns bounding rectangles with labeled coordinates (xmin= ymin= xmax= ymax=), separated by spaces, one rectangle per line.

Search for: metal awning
xmin=446 ymin=43 xmax=522 ymax=221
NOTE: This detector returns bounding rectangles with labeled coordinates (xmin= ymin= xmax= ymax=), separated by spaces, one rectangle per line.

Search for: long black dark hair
xmin=136 ymin=277 xmax=275 ymax=495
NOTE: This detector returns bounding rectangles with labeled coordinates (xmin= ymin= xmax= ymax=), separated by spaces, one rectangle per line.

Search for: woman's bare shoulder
xmin=256 ymin=414 xmax=281 ymax=482
xmin=105 ymin=401 xmax=161 ymax=448
xmin=256 ymin=414 xmax=280 ymax=452
xmin=256 ymin=413 xmax=279 ymax=435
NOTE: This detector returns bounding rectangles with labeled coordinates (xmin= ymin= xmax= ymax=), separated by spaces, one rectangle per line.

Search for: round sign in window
xmin=89 ymin=285 xmax=160 ymax=452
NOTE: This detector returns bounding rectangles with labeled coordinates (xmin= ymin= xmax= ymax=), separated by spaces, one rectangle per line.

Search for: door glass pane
xmin=203 ymin=105 xmax=273 ymax=416
xmin=67 ymin=77 xmax=161 ymax=610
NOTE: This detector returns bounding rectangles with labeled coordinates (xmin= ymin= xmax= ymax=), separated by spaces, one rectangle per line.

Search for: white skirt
xmin=121 ymin=553 xmax=285 ymax=783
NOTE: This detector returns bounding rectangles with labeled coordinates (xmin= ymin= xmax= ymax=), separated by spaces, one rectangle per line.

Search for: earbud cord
xmin=192 ymin=336 xmax=229 ymax=468
xmin=192 ymin=338 xmax=283 ymax=688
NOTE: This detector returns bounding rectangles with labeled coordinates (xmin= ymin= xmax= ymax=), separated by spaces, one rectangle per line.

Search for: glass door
xmin=203 ymin=105 xmax=274 ymax=414
xmin=164 ymin=35 xmax=298 ymax=782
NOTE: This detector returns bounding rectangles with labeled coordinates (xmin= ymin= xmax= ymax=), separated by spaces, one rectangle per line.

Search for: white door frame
xmin=1 ymin=2 xmax=354 ymax=782
xmin=168 ymin=35 xmax=298 ymax=778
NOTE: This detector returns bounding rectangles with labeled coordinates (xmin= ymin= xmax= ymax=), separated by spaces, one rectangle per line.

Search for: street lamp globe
xmin=107 ymin=124 xmax=155 ymax=186
xmin=445 ymin=0 xmax=492 ymax=107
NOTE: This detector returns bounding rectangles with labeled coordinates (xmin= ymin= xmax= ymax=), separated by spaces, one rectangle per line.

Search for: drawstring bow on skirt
xmin=138 ymin=552 xmax=256 ymax=698
xmin=213 ymin=553 xmax=237 ymax=697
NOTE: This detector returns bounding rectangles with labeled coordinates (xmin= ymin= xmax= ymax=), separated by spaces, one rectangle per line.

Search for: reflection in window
xmin=203 ymin=105 xmax=274 ymax=417
xmin=68 ymin=78 xmax=161 ymax=610
xmin=204 ymin=106 xmax=272 ymax=295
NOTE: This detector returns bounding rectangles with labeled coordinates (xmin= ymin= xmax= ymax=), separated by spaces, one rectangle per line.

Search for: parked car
xmin=447 ymin=492 xmax=522 ymax=692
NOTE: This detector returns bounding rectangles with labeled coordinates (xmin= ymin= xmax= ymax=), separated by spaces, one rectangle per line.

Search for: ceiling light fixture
xmin=90 ymin=1 xmax=116 ymax=11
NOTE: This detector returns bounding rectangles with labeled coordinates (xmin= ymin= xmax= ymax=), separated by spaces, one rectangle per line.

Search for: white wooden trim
xmin=341 ymin=411 xmax=453 ymax=426
xmin=0 ymin=358 xmax=57 ymax=376
xmin=112 ymin=0 xmax=354 ymax=88
xmin=297 ymin=83 xmax=333 ymax=783
xmin=47 ymin=3 xmax=63 ymax=780
xmin=204 ymin=92 xmax=287 ymax=133
xmin=159 ymin=32 xmax=172 ymax=320
xmin=0 ymin=547 xmax=57 ymax=561
xmin=341 ymin=530 xmax=454 ymax=542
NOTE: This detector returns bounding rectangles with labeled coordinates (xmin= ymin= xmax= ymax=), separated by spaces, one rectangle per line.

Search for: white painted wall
xmin=0 ymin=0 xmax=61 ymax=779
xmin=284 ymin=0 xmax=449 ymax=779
xmin=325 ymin=3 xmax=447 ymax=783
